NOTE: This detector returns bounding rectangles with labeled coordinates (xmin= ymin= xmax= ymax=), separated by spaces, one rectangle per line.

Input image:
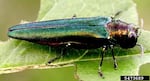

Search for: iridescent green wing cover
xmin=8 ymin=17 xmax=111 ymax=40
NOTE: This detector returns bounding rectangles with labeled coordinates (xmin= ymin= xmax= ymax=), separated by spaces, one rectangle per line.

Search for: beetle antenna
xmin=137 ymin=18 xmax=144 ymax=37
xmin=136 ymin=19 xmax=144 ymax=56
xmin=111 ymin=11 xmax=122 ymax=20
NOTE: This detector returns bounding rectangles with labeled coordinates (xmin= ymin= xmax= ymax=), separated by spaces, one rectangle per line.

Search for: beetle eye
xmin=128 ymin=31 xmax=137 ymax=38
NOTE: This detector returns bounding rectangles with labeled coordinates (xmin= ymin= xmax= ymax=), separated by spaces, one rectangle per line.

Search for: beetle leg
xmin=110 ymin=45 xmax=118 ymax=69
xmin=136 ymin=44 xmax=144 ymax=56
xmin=47 ymin=48 xmax=66 ymax=64
xmin=47 ymin=43 xmax=71 ymax=64
xmin=72 ymin=14 xmax=77 ymax=19
xmin=98 ymin=45 xmax=106 ymax=78
xmin=100 ymin=46 xmax=106 ymax=67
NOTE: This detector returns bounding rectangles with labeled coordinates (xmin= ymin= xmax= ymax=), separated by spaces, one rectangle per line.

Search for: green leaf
xmin=0 ymin=0 xmax=150 ymax=81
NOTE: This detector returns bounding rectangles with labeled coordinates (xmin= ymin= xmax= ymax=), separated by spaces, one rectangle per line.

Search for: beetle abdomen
xmin=29 ymin=36 xmax=111 ymax=49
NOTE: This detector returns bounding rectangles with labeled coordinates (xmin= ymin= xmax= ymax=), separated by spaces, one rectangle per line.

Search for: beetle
xmin=8 ymin=14 xmax=140 ymax=77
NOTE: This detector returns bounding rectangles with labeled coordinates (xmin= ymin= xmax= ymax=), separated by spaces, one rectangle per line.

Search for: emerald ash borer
xmin=8 ymin=15 xmax=142 ymax=77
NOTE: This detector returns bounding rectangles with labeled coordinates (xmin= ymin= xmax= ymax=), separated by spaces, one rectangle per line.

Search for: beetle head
xmin=107 ymin=20 xmax=139 ymax=48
